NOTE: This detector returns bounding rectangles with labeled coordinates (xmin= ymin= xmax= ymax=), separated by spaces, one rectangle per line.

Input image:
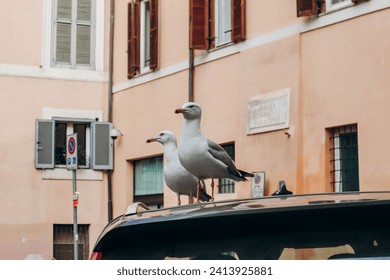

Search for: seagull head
xmin=146 ymin=130 xmax=177 ymax=145
xmin=174 ymin=102 xmax=202 ymax=120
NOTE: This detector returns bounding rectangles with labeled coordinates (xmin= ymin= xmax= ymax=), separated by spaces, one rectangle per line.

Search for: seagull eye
xmin=159 ymin=133 xmax=164 ymax=136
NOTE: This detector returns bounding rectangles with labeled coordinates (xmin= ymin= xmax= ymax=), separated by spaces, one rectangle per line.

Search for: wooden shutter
xmin=296 ymin=0 xmax=317 ymax=17
xmin=35 ymin=120 xmax=55 ymax=169
xmin=128 ymin=1 xmax=140 ymax=79
xmin=189 ymin=0 xmax=210 ymax=50
xmin=232 ymin=0 xmax=246 ymax=42
xmin=91 ymin=122 xmax=113 ymax=170
xmin=149 ymin=0 xmax=159 ymax=70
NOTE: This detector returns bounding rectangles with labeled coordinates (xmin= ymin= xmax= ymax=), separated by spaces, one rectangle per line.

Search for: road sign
xmin=67 ymin=133 xmax=78 ymax=170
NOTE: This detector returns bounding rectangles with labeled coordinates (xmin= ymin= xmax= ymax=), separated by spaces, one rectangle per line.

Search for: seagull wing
xmin=207 ymin=139 xmax=243 ymax=178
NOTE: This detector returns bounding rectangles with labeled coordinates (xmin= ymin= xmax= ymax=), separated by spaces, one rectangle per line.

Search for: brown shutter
xmin=128 ymin=1 xmax=136 ymax=79
xmin=189 ymin=0 xmax=209 ymax=50
xmin=231 ymin=0 xmax=246 ymax=42
xmin=209 ymin=0 xmax=215 ymax=49
xmin=296 ymin=0 xmax=317 ymax=17
xmin=149 ymin=0 xmax=159 ymax=70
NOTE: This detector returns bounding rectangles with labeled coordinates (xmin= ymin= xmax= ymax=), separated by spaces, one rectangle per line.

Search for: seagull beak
xmin=146 ymin=138 xmax=157 ymax=143
xmin=175 ymin=108 xmax=186 ymax=114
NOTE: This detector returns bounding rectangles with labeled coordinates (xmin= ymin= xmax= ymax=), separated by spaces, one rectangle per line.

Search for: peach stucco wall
xmin=300 ymin=9 xmax=390 ymax=192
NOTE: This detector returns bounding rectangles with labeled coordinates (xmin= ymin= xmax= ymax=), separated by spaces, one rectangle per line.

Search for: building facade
xmin=0 ymin=0 xmax=111 ymax=259
xmin=110 ymin=0 xmax=390 ymax=212
xmin=1 ymin=0 xmax=390 ymax=259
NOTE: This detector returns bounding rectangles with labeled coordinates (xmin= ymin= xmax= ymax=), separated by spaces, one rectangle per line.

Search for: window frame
xmin=329 ymin=124 xmax=360 ymax=192
xmin=128 ymin=0 xmax=159 ymax=79
xmin=189 ymin=0 xmax=246 ymax=50
xmin=218 ymin=143 xmax=236 ymax=194
xmin=54 ymin=121 xmax=91 ymax=168
xmin=53 ymin=224 xmax=90 ymax=260
xmin=133 ymin=156 xmax=164 ymax=209
xmin=51 ymin=0 xmax=96 ymax=70
xmin=35 ymin=118 xmax=113 ymax=171
xmin=296 ymin=0 xmax=368 ymax=17
xmin=215 ymin=0 xmax=233 ymax=47
xmin=325 ymin=0 xmax=354 ymax=13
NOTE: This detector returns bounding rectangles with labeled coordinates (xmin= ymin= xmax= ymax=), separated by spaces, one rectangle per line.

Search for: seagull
xmin=175 ymin=102 xmax=254 ymax=199
xmin=146 ymin=130 xmax=211 ymax=206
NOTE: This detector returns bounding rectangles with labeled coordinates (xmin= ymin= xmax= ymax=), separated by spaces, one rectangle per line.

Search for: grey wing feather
xmin=207 ymin=139 xmax=241 ymax=175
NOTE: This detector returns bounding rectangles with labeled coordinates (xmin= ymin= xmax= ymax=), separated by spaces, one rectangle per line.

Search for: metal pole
xmin=189 ymin=49 xmax=194 ymax=102
xmin=73 ymin=169 xmax=78 ymax=260
xmin=107 ymin=0 xmax=115 ymax=222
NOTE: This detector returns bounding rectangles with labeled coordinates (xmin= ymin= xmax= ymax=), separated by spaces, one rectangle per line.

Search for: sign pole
xmin=72 ymin=169 xmax=78 ymax=260
xmin=67 ymin=133 xmax=79 ymax=260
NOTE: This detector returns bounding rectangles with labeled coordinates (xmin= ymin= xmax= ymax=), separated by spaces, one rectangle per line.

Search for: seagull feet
xmin=211 ymin=178 xmax=215 ymax=202
xmin=196 ymin=181 xmax=201 ymax=203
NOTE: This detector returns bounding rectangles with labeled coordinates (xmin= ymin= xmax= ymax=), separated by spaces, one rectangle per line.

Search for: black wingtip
xmin=238 ymin=169 xmax=254 ymax=178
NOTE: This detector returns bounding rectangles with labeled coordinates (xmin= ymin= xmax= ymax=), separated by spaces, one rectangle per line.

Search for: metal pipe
xmin=107 ymin=0 xmax=115 ymax=222
xmin=189 ymin=49 xmax=194 ymax=102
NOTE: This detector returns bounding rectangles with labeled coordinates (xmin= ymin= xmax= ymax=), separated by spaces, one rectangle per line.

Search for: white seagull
xmin=146 ymin=130 xmax=211 ymax=206
xmin=175 ymin=102 xmax=253 ymax=199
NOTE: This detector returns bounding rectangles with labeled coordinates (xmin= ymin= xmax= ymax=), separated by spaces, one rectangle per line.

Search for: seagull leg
xmin=211 ymin=178 xmax=215 ymax=201
xmin=177 ymin=194 xmax=181 ymax=206
xmin=197 ymin=180 xmax=201 ymax=203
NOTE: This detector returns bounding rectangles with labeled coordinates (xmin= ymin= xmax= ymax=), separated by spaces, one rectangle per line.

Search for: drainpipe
xmin=188 ymin=49 xmax=194 ymax=102
xmin=107 ymin=0 xmax=115 ymax=222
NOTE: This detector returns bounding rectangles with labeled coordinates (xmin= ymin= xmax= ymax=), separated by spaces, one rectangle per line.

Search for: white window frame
xmin=39 ymin=108 xmax=104 ymax=180
xmin=215 ymin=0 xmax=232 ymax=47
xmin=53 ymin=121 xmax=91 ymax=169
xmin=51 ymin=0 xmax=96 ymax=70
xmin=42 ymin=0 xmax=104 ymax=80
xmin=140 ymin=0 xmax=151 ymax=73
xmin=325 ymin=0 xmax=355 ymax=13
xmin=331 ymin=125 xmax=359 ymax=192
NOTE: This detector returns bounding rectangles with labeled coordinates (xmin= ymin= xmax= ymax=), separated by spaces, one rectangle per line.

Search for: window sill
xmin=42 ymin=168 xmax=103 ymax=181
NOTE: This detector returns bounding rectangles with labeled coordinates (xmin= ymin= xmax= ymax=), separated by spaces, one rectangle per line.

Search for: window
xmin=296 ymin=0 xmax=368 ymax=17
xmin=215 ymin=0 xmax=232 ymax=47
xmin=35 ymin=120 xmax=113 ymax=170
xmin=53 ymin=224 xmax=89 ymax=260
xmin=55 ymin=122 xmax=88 ymax=167
xmin=190 ymin=0 xmax=246 ymax=50
xmin=133 ymin=156 xmax=164 ymax=209
xmin=128 ymin=0 xmax=159 ymax=79
xmin=218 ymin=143 xmax=235 ymax=194
xmin=329 ymin=124 xmax=359 ymax=192
xmin=52 ymin=0 xmax=96 ymax=69
xmin=325 ymin=0 xmax=354 ymax=12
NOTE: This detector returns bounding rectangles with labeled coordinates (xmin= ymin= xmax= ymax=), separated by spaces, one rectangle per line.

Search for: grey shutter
xmin=91 ymin=122 xmax=113 ymax=170
xmin=35 ymin=120 xmax=55 ymax=169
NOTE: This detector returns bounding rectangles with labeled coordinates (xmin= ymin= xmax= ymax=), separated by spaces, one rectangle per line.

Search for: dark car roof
xmin=93 ymin=191 xmax=390 ymax=254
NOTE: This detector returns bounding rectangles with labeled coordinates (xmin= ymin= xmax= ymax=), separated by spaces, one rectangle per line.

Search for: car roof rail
xmin=125 ymin=202 xmax=150 ymax=215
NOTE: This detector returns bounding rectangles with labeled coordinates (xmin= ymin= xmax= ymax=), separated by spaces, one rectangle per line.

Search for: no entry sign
xmin=67 ymin=133 xmax=78 ymax=170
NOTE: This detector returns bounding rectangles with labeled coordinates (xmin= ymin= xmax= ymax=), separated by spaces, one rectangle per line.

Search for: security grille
xmin=218 ymin=143 xmax=235 ymax=193
xmin=329 ymin=124 xmax=359 ymax=192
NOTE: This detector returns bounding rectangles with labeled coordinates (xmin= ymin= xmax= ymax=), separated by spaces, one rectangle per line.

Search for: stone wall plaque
xmin=247 ymin=88 xmax=290 ymax=134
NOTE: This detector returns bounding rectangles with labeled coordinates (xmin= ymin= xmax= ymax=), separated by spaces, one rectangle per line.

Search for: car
xmin=90 ymin=191 xmax=390 ymax=260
